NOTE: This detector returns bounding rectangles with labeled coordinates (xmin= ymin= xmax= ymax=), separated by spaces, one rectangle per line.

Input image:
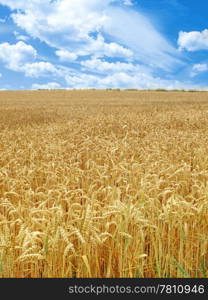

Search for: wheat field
xmin=0 ymin=90 xmax=207 ymax=278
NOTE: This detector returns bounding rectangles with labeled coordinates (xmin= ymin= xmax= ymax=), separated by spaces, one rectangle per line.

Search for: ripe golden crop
xmin=0 ymin=90 xmax=207 ymax=278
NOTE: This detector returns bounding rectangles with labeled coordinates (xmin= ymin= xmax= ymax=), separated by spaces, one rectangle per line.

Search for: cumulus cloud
xmin=56 ymin=50 xmax=78 ymax=62
xmin=0 ymin=41 xmax=62 ymax=78
xmin=74 ymin=33 xmax=133 ymax=59
xmin=178 ymin=29 xmax=208 ymax=51
xmin=0 ymin=41 xmax=37 ymax=71
xmin=23 ymin=62 xmax=60 ymax=78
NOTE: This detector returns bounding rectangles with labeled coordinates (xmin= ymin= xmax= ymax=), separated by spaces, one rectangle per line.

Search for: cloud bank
xmin=0 ymin=0 xmax=194 ymax=89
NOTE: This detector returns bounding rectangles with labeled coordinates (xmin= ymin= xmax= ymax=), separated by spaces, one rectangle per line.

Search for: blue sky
xmin=0 ymin=0 xmax=208 ymax=90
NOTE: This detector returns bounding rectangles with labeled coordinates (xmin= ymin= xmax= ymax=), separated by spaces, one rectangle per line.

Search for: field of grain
xmin=0 ymin=90 xmax=207 ymax=278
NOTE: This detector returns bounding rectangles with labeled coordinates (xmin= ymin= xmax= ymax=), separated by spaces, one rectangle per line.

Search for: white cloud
xmin=190 ymin=63 xmax=208 ymax=77
xmin=23 ymin=62 xmax=60 ymax=78
xmin=0 ymin=41 xmax=37 ymax=71
xmin=81 ymin=57 xmax=137 ymax=73
xmin=193 ymin=63 xmax=208 ymax=72
xmin=178 ymin=29 xmax=208 ymax=51
xmin=56 ymin=50 xmax=78 ymax=62
xmin=0 ymin=41 xmax=62 ymax=78
xmin=32 ymin=82 xmax=61 ymax=90
xmin=79 ymin=34 xmax=133 ymax=59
